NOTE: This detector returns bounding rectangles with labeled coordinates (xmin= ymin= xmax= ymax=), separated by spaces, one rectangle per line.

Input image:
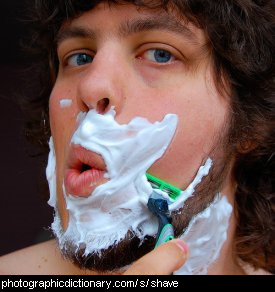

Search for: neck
xmin=207 ymin=177 xmax=245 ymax=275
xmin=207 ymin=212 xmax=245 ymax=275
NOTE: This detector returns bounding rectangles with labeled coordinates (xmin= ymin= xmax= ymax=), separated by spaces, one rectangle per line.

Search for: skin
xmin=1 ymin=3 xmax=263 ymax=275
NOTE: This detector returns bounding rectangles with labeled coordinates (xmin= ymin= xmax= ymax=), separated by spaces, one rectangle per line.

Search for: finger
xmin=123 ymin=240 xmax=189 ymax=275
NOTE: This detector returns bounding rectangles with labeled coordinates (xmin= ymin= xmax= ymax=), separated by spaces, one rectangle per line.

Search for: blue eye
xmin=145 ymin=49 xmax=175 ymax=64
xmin=67 ymin=53 xmax=93 ymax=66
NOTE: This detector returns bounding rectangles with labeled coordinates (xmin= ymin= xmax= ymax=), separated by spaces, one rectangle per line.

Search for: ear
xmin=237 ymin=140 xmax=258 ymax=153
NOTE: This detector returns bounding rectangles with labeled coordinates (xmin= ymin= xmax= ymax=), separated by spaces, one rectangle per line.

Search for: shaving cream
xmin=175 ymin=195 xmax=232 ymax=275
xmin=48 ymin=108 xmax=178 ymax=254
xmin=47 ymin=108 xmax=232 ymax=274
xmin=60 ymin=99 xmax=73 ymax=108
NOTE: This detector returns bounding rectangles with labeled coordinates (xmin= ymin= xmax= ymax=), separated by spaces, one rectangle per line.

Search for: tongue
xmin=65 ymin=168 xmax=106 ymax=197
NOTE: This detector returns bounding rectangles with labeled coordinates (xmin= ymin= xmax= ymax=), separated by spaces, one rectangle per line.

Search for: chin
xmin=58 ymin=231 xmax=155 ymax=272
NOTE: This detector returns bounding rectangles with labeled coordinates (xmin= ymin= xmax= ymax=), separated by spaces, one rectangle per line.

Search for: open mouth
xmin=64 ymin=145 xmax=108 ymax=197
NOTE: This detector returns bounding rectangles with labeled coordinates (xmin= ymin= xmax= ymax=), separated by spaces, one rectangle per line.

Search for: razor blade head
xmin=147 ymin=194 xmax=170 ymax=217
xmin=146 ymin=173 xmax=182 ymax=201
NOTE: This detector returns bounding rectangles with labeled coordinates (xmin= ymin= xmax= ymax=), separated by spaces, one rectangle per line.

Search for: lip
xmin=65 ymin=145 xmax=108 ymax=197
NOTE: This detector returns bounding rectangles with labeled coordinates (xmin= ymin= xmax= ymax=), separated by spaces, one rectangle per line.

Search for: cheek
xmin=145 ymin=81 xmax=228 ymax=188
xmin=49 ymin=87 xmax=82 ymax=227
xmin=49 ymin=83 xmax=80 ymax=131
xmin=49 ymin=87 xmax=80 ymax=166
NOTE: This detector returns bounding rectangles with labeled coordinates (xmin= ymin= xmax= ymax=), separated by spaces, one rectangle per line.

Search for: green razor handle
xmin=155 ymin=223 xmax=174 ymax=248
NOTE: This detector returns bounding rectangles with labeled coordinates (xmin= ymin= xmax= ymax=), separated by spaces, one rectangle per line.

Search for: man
xmin=0 ymin=0 xmax=274 ymax=275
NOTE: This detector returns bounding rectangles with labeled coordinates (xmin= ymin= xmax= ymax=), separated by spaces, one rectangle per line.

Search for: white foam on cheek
xmin=48 ymin=107 xmax=179 ymax=254
xmin=60 ymin=99 xmax=73 ymax=108
xmin=46 ymin=137 xmax=57 ymax=208
xmin=170 ymin=158 xmax=213 ymax=211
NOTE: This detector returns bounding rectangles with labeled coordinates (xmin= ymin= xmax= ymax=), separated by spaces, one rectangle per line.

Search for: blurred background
xmin=0 ymin=0 xmax=53 ymax=256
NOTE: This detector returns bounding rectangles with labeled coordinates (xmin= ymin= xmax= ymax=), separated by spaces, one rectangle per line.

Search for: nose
xmin=77 ymin=48 xmax=126 ymax=114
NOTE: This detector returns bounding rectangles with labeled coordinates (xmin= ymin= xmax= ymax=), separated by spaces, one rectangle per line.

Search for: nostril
xmin=97 ymin=97 xmax=110 ymax=114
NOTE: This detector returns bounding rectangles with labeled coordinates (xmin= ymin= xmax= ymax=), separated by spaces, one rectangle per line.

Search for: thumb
xmin=123 ymin=240 xmax=189 ymax=275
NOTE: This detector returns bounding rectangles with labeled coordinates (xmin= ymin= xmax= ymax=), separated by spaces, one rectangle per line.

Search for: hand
xmin=123 ymin=239 xmax=189 ymax=275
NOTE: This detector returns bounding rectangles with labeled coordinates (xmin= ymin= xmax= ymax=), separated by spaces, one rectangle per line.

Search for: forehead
xmin=58 ymin=2 xmax=206 ymax=45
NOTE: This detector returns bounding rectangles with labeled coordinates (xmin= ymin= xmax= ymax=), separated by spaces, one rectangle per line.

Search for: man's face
xmin=49 ymin=3 xmax=230 ymax=270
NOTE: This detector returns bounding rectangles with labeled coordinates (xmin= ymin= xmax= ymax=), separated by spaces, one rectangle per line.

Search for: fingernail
xmin=175 ymin=240 xmax=189 ymax=255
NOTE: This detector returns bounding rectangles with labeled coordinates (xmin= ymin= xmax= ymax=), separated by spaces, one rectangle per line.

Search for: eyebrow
xmin=57 ymin=15 xmax=198 ymax=46
xmin=57 ymin=26 xmax=96 ymax=45
xmin=119 ymin=15 xmax=197 ymax=43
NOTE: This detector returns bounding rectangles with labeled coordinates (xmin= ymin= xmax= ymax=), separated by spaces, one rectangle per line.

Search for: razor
xmin=146 ymin=173 xmax=183 ymax=248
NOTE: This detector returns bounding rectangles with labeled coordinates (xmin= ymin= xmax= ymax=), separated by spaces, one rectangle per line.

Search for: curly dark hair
xmin=21 ymin=0 xmax=275 ymax=273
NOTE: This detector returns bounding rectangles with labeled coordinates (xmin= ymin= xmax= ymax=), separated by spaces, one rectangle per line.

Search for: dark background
xmin=0 ymin=1 xmax=53 ymax=256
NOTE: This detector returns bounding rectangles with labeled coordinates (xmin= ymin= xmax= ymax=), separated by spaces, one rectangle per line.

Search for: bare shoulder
xmin=0 ymin=240 xmax=88 ymax=275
